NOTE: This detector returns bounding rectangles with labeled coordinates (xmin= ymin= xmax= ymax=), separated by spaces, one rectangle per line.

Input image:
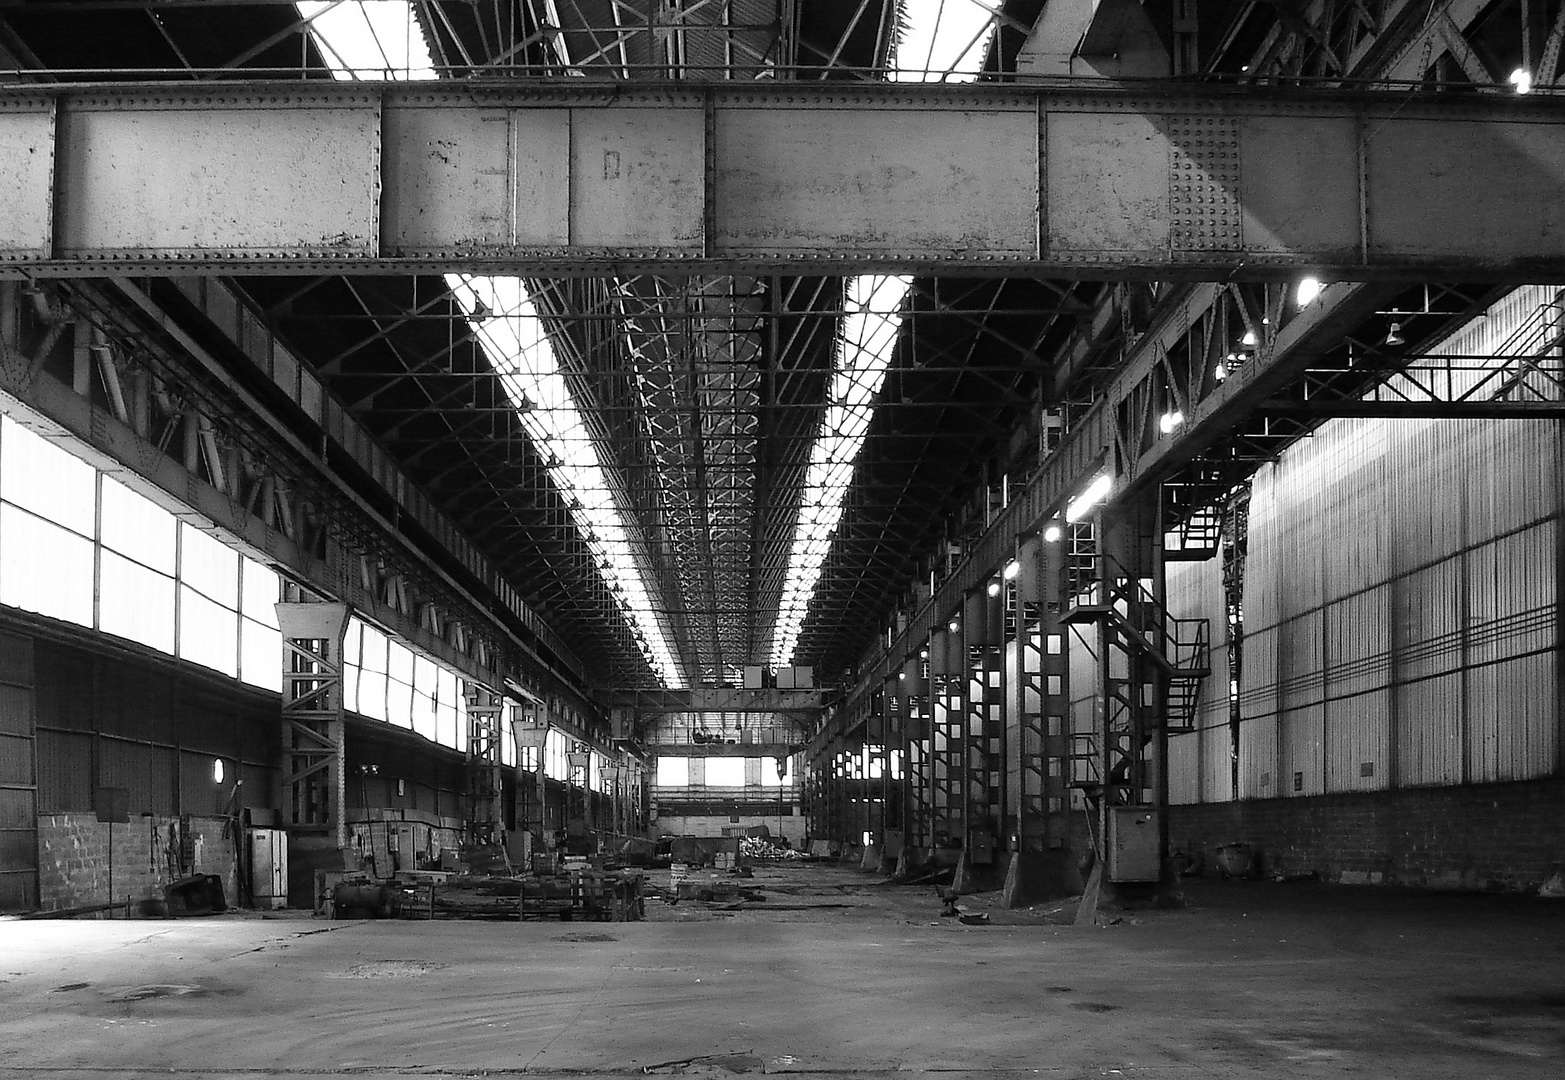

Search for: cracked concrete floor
xmin=0 ymin=865 xmax=1562 ymax=1079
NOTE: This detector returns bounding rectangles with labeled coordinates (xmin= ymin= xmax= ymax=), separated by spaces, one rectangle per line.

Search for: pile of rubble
xmin=739 ymin=836 xmax=804 ymax=861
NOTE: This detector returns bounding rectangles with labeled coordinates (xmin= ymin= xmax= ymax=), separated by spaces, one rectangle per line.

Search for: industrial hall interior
xmin=1 ymin=0 xmax=1564 ymax=1077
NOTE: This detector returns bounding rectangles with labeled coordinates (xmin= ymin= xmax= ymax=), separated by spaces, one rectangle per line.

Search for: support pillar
xmin=1002 ymin=532 xmax=1080 ymax=906
xmin=961 ymin=584 xmax=1004 ymax=887
xmin=897 ymin=649 xmax=931 ymax=876
xmin=275 ymin=600 xmax=351 ymax=906
xmin=463 ymin=683 xmax=504 ymax=852
xmin=928 ymin=625 xmax=964 ymax=856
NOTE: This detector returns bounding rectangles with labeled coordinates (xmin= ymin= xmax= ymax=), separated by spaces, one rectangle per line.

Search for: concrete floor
xmin=1 ymin=863 xmax=1561 ymax=1079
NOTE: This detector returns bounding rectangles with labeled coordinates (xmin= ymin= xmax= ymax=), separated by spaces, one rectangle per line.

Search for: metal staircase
xmin=1061 ymin=527 xmax=1212 ymax=806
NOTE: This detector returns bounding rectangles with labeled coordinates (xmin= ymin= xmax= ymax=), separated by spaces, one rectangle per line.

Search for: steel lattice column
xmin=903 ymin=650 xmax=932 ymax=852
xmin=882 ymin=672 xmax=904 ymax=860
xmin=1091 ymin=493 xmax=1167 ymax=884
xmin=463 ymin=684 xmax=505 ymax=850
xmin=963 ymin=586 xmax=1005 ymax=862
xmin=275 ymin=602 xmax=350 ymax=848
xmin=928 ymin=625 xmax=963 ymax=849
xmin=1002 ymin=534 xmax=1078 ymax=904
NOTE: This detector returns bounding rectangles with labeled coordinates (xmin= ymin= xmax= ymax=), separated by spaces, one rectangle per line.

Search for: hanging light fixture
xmin=1384 ymin=321 xmax=1405 ymax=347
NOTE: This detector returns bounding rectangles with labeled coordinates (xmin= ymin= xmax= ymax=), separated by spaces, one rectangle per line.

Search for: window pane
xmin=403 ymin=677 xmax=430 ymax=738
xmin=360 ymin=624 xmax=388 ymax=673
xmin=413 ymin=653 xmax=436 ymax=696
xmin=342 ymin=662 xmax=359 ymax=714
xmin=705 ymin=758 xmax=744 ymax=787
xmin=240 ymin=618 xmax=282 ymax=692
xmin=437 ymin=702 xmax=457 ymax=749
xmin=0 ymin=417 xmax=95 ymax=536
xmin=436 ymin=667 xmax=457 ymax=715
xmin=178 ymin=585 xmax=238 ymax=677
xmin=101 ymin=477 xmax=176 ymax=574
xmin=546 ymin=729 xmax=566 ymax=779
xmin=387 ymin=640 xmax=413 ymax=685
xmin=387 ymin=673 xmax=413 ymax=729
xmin=343 ymin=618 xmax=362 ymax=664
xmin=99 ymin=549 xmax=175 ymax=654
xmin=179 ymin=523 xmax=238 ymax=608
xmin=240 ymin=558 xmax=280 ymax=628
xmin=501 ymin=722 xmax=516 ymax=767
xmin=0 ymin=504 xmax=94 ymax=627
xmin=357 ymin=671 xmax=386 ymax=721
xmin=759 ymin=758 xmax=786 ymax=787
xmin=656 ymin=756 xmax=688 ymax=786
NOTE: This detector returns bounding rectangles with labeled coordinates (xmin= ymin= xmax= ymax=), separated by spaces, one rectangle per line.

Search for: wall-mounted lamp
xmin=1065 ymin=474 xmax=1113 ymax=523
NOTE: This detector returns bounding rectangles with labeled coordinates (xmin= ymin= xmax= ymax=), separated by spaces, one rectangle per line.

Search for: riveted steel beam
xmin=6 ymin=80 xmax=1565 ymax=279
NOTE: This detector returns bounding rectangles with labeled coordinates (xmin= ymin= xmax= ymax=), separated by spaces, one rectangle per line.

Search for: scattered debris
xmin=50 ymin=983 xmax=89 ymax=993
xmin=739 ymin=836 xmax=803 ymax=861
xmin=958 ymin=912 xmax=990 ymax=926
xmin=1540 ymin=872 xmax=1565 ymax=898
xmin=326 ymin=960 xmax=444 ymax=980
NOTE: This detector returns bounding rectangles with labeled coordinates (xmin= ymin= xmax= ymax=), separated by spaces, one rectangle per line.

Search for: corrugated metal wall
xmin=0 ymin=629 xmax=35 ymax=911
xmin=26 ymin=628 xmax=280 ymax=819
xmin=1221 ymin=286 xmax=1562 ymax=802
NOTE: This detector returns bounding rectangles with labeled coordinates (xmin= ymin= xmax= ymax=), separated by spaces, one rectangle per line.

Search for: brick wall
xmin=1168 ymin=778 xmax=1565 ymax=892
xmin=36 ymin=813 xmax=239 ymax=913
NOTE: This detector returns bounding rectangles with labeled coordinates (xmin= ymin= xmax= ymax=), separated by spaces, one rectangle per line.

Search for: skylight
xmin=296 ymin=1 xmax=434 ymax=79
xmin=892 ymin=0 xmax=997 ymax=82
xmin=301 ymin=1 xmax=683 ymax=686
xmin=768 ymin=1 xmax=994 ymax=667
xmin=769 ymin=275 xmax=909 ymax=668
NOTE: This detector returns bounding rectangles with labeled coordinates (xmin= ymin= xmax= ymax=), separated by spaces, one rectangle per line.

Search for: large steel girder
xmin=7 ymin=81 xmax=1565 ymax=279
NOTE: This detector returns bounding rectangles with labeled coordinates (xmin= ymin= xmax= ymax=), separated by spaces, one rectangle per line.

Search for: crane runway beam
xmin=3 ymin=81 xmax=1565 ymax=279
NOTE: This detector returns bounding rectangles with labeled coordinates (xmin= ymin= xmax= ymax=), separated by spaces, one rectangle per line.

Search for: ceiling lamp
xmin=1510 ymin=68 xmax=1534 ymax=94
xmin=1043 ymin=524 xmax=1062 ymax=543
xmin=1159 ymin=410 xmax=1185 ymax=434
xmin=986 ymin=580 xmax=1001 ymax=597
xmin=1296 ymin=277 xmax=1324 ymax=308
xmin=1240 ymin=330 xmax=1258 ymax=347
xmin=1384 ymin=321 xmax=1406 ymax=347
xmin=1002 ymin=558 xmax=1021 ymax=580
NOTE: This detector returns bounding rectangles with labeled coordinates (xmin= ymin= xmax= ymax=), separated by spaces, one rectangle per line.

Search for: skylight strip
xmin=769 ymin=274 xmax=910 ymax=668
xmin=768 ymin=1 xmax=994 ymax=667
xmin=892 ymin=0 xmax=997 ymax=83
xmin=301 ymin=2 xmax=684 ymax=686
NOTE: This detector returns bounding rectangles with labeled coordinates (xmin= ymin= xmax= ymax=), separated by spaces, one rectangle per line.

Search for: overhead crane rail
xmin=3 ymin=80 xmax=1565 ymax=279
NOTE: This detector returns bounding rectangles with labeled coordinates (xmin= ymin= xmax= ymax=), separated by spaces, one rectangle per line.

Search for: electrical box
xmin=743 ymin=665 xmax=764 ymax=689
xmin=776 ymin=666 xmax=795 ymax=689
xmin=1107 ymin=807 xmax=1161 ymax=882
xmin=793 ymin=665 xmax=814 ymax=689
xmin=248 ymin=828 xmax=288 ymax=909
